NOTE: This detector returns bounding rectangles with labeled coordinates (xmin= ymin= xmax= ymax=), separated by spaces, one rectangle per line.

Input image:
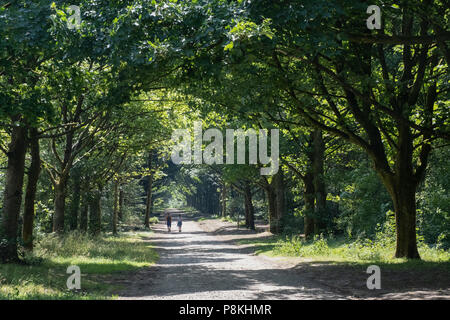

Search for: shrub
xmin=148 ymin=217 xmax=159 ymax=225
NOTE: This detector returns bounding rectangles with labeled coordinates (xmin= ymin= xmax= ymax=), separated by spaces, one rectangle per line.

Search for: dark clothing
xmin=166 ymin=216 xmax=172 ymax=227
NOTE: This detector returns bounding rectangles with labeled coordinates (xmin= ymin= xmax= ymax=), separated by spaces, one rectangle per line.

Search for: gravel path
xmin=117 ymin=209 xmax=347 ymax=300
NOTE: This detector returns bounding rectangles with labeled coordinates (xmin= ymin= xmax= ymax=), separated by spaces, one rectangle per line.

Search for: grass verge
xmin=0 ymin=231 xmax=158 ymax=300
xmin=237 ymin=235 xmax=450 ymax=271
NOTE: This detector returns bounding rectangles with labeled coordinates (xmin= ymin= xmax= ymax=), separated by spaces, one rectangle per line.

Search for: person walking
xmin=177 ymin=214 xmax=183 ymax=232
xmin=166 ymin=212 xmax=172 ymax=232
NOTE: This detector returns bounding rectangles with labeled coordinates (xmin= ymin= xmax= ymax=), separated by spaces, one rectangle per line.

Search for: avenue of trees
xmin=1 ymin=0 xmax=449 ymax=262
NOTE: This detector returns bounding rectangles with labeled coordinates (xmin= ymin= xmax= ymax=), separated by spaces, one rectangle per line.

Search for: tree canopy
xmin=0 ymin=0 xmax=449 ymax=264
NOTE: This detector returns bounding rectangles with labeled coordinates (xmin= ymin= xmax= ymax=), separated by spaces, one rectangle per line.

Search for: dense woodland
xmin=0 ymin=0 xmax=449 ymax=267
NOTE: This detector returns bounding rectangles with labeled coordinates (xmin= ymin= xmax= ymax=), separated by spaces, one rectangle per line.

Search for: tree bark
xmin=380 ymin=174 xmax=420 ymax=259
xmin=285 ymin=155 xmax=316 ymax=238
xmin=391 ymin=181 xmax=420 ymax=259
xmin=221 ymin=183 xmax=227 ymax=218
xmin=266 ymin=187 xmax=277 ymax=233
xmin=118 ymin=188 xmax=124 ymax=221
xmin=273 ymin=171 xmax=285 ymax=233
xmin=112 ymin=180 xmax=119 ymax=235
xmin=68 ymin=170 xmax=81 ymax=231
xmin=89 ymin=187 xmax=102 ymax=236
xmin=243 ymin=182 xmax=255 ymax=230
xmin=378 ymin=124 xmax=421 ymax=259
xmin=144 ymin=152 xmax=154 ymax=228
xmin=266 ymin=171 xmax=285 ymax=234
xmin=22 ymin=128 xmax=41 ymax=251
xmin=79 ymin=200 xmax=89 ymax=232
xmin=144 ymin=175 xmax=153 ymax=229
xmin=303 ymin=172 xmax=315 ymax=239
xmin=79 ymin=179 xmax=90 ymax=232
xmin=312 ymin=130 xmax=327 ymax=233
xmin=53 ymin=179 xmax=67 ymax=233
xmin=0 ymin=123 xmax=28 ymax=263
xmin=243 ymin=191 xmax=250 ymax=228
xmin=49 ymin=96 xmax=85 ymax=233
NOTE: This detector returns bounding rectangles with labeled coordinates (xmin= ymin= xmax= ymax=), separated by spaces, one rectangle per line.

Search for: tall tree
xmin=22 ymin=128 xmax=41 ymax=251
xmin=0 ymin=2 xmax=56 ymax=262
xmin=223 ymin=0 xmax=450 ymax=258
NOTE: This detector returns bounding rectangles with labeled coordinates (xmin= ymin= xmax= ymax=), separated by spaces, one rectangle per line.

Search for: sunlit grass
xmin=238 ymin=235 xmax=450 ymax=270
xmin=0 ymin=231 xmax=158 ymax=300
xmin=220 ymin=216 xmax=247 ymax=227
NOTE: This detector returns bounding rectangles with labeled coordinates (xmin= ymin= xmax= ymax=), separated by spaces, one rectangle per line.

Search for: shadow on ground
xmin=113 ymin=209 xmax=450 ymax=300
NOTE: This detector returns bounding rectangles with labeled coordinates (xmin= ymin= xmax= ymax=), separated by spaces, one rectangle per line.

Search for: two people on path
xmin=165 ymin=212 xmax=182 ymax=232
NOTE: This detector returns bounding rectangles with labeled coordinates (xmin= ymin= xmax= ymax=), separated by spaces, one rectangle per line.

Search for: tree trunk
xmin=312 ymin=130 xmax=327 ymax=233
xmin=266 ymin=171 xmax=284 ymax=234
xmin=380 ymin=175 xmax=420 ymax=259
xmin=243 ymin=191 xmax=250 ymax=228
xmin=393 ymin=125 xmax=419 ymax=259
xmin=79 ymin=200 xmax=89 ymax=232
xmin=50 ymin=124 xmax=77 ymax=234
xmin=391 ymin=182 xmax=420 ymax=259
xmin=68 ymin=170 xmax=81 ymax=231
xmin=243 ymin=199 xmax=248 ymax=227
xmin=221 ymin=183 xmax=227 ymax=218
xmin=273 ymin=171 xmax=285 ymax=233
xmin=89 ymin=188 xmax=102 ymax=236
xmin=144 ymin=175 xmax=153 ymax=228
xmin=144 ymin=152 xmax=153 ymax=228
xmin=79 ymin=180 xmax=90 ymax=232
xmin=244 ymin=182 xmax=255 ymax=230
xmin=266 ymin=187 xmax=277 ymax=233
xmin=22 ymin=128 xmax=41 ymax=251
xmin=378 ymin=124 xmax=421 ymax=259
xmin=0 ymin=124 xmax=27 ymax=263
xmin=118 ymin=188 xmax=124 ymax=220
xmin=113 ymin=180 xmax=119 ymax=235
xmin=53 ymin=179 xmax=67 ymax=233
xmin=303 ymin=172 xmax=315 ymax=239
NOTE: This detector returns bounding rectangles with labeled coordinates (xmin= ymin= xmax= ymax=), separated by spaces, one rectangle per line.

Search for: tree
xmin=223 ymin=0 xmax=450 ymax=259
xmin=0 ymin=1 xmax=56 ymax=262
xmin=22 ymin=128 xmax=41 ymax=250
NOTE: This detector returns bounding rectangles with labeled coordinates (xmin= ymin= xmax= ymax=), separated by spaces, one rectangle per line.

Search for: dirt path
xmin=117 ymin=209 xmax=348 ymax=300
xmin=116 ymin=209 xmax=449 ymax=300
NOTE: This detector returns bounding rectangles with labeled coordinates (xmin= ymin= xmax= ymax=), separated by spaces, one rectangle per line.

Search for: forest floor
xmin=114 ymin=209 xmax=450 ymax=300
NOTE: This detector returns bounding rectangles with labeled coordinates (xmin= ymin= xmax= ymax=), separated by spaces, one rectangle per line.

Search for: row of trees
xmin=1 ymin=0 xmax=448 ymax=262
xmin=171 ymin=0 xmax=449 ymax=259
xmin=0 ymin=0 xmax=181 ymax=262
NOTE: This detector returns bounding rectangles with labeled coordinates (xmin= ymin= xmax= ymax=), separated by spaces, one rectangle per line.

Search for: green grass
xmin=197 ymin=216 xmax=248 ymax=229
xmin=220 ymin=216 xmax=247 ymax=227
xmin=179 ymin=207 xmax=200 ymax=216
xmin=0 ymin=231 xmax=158 ymax=300
xmin=148 ymin=217 xmax=159 ymax=225
xmin=197 ymin=215 xmax=225 ymax=222
xmin=221 ymin=216 xmax=234 ymax=223
xmin=238 ymin=235 xmax=450 ymax=270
